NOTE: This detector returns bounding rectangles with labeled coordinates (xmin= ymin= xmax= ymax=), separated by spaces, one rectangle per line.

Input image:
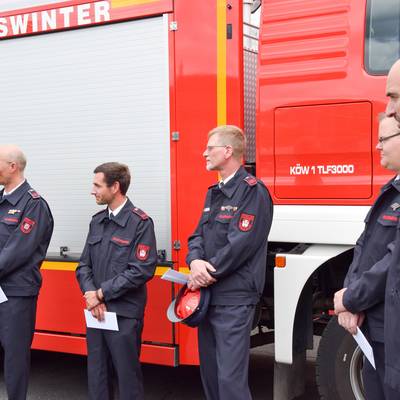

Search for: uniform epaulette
xmin=28 ymin=189 xmax=41 ymax=199
xmin=132 ymin=207 xmax=149 ymax=220
xmin=244 ymin=176 xmax=258 ymax=186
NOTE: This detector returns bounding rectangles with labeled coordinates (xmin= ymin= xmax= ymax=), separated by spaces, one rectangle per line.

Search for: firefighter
xmin=186 ymin=125 xmax=273 ymax=400
xmin=382 ymin=59 xmax=400 ymax=397
xmin=0 ymin=144 xmax=53 ymax=400
xmin=76 ymin=162 xmax=157 ymax=400
xmin=334 ymin=115 xmax=400 ymax=399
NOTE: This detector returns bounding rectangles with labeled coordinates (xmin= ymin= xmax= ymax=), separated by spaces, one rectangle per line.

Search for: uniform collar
xmin=108 ymin=197 xmax=128 ymax=218
xmin=98 ymin=198 xmax=133 ymax=227
xmin=0 ymin=180 xmax=31 ymax=206
xmin=213 ymin=166 xmax=247 ymax=199
xmin=220 ymin=170 xmax=237 ymax=186
xmin=382 ymin=176 xmax=400 ymax=193
xmin=3 ymin=179 xmax=26 ymax=196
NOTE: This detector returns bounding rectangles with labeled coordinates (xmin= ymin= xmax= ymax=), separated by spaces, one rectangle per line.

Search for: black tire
xmin=316 ymin=316 xmax=365 ymax=400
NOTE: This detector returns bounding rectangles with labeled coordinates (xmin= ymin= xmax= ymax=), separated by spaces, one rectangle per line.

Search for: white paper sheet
xmin=0 ymin=286 xmax=7 ymax=303
xmin=161 ymin=268 xmax=189 ymax=285
xmin=353 ymin=327 xmax=376 ymax=369
xmin=84 ymin=309 xmax=119 ymax=331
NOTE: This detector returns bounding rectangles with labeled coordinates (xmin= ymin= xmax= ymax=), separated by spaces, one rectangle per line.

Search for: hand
xmin=97 ymin=288 xmax=104 ymax=302
xmin=338 ymin=311 xmax=365 ymax=335
xmin=84 ymin=290 xmax=101 ymax=310
xmin=187 ymin=280 xmax=201 ymax=291
xmin=91 ymin=303 xmax=107 ymax=321
xmin=188 ymin=259 xmax=216 ymax=290
xmin=334 ymin=288 xmax=348 ymax=314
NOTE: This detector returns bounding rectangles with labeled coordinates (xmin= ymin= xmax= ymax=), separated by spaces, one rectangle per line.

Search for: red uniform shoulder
xmin=132 ymin=207 xmax=149 ymax=220
xmin=244 ymin=176 xmax=258 ymax=186
xmin=28 ymin=189 xmax=41 ymax=199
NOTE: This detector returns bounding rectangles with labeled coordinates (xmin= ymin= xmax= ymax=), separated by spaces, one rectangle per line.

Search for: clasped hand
xmin=188 ymin=259 xmax=217 ymax=290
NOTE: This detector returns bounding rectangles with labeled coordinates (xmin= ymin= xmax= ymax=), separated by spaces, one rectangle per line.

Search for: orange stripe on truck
xmin=111 ymin=0 xmax=160 ymax=8
xmin=41 ymin=261 xmax=169 ymax=276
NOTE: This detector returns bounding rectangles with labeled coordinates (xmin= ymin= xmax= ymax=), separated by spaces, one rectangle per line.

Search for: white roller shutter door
xmin=0 ymin=15 xmax=171 ymax=257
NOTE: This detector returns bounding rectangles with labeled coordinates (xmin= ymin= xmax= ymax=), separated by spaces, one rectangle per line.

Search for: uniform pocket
xmin=214 ymin=218 xmax=230 ymax=248
xmin=87 ymin=235 xmax=102 ymax=246
xmin=0 ymin=216 xmax=20 ymax=231
xmin=86 ymin=235 xmax=102 ymax=266
xmin=110 ymin=236 xmax=132 ymax=269
xmin=0 ymin=217 xmax=20 ymax=247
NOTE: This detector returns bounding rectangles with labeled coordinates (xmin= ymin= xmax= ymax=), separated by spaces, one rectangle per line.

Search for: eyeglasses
xmin=206 ymin=145 xmax=228 ymax=152
xmin=378 ymin=131 xmax=400 ymax=144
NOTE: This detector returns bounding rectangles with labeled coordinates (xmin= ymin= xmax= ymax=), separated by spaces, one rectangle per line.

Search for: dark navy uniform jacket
xmin=0 ymin=180 xmax=53 ymax=296
xmin=343 ymin=178 xmax=400 ymax=342
xmin=385 ymin=244 xmax=400 ymax=391
xmin=186 ymin=167 xmax=273 ymax=306
xmin=384 ymin=205 xmax=400 ymax=392
xmin=76 ymin=199 xmax=157 ymax=319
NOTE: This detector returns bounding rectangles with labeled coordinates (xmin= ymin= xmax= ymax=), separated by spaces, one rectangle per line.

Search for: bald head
xmin=0 ymin=145 xmax=27 ymax=191
xmin=386 ymin=59 xmax=400 ymax=121
xmin=0 ymin=145 xmax=26 ymax=172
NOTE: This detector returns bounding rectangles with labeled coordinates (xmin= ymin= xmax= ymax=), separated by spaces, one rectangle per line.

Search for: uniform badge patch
xmin=217 ymin=214 xmax=234 ymax=220
xmin=382 ymin=215 xmax=398 ymax=222
xmin=136 ymin=244 xmax=150 ymax=261
xmin=20 ymin=217 xmax=36 ymax=234
xmin=8 ymin=209 xmax=21 ymax=215
xmin=238 ymin=213 xmax=255 ymax=232
xmin=220 ymin=205 xmax=238 ymax=212
xmin=3 ymin=217 xmax=18 ymax=223
xmin=111 ymin=236 xmax=130 ymax=245
xmin=391 ymin=202 xmax=400 ymax=211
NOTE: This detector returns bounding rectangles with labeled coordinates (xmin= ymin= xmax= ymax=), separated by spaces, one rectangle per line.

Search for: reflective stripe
xmin=217 ymin=0 xmax=227 ymax=125
xmin=41 ymin=262 xmax=169 ymax=276
xmin=41 ymin=261 xmax=78 ymax=271
xmin=111 ymin=0 xmax=160 ymax=8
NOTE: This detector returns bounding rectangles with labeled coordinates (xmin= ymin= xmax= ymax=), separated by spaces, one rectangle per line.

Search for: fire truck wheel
xmin=316 ymin=316 xmax=365 ymax=400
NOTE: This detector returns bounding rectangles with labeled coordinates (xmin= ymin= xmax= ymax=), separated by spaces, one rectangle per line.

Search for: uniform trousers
xmin=198 ymin=304 xmax=255 ymax=400
xmin=363 ymin=341 xmax=399 ymax=400
xmin=87 ymin=316 xmax=144 ymax=400
xmin=0 ymin=296 xmax=37 ymax=400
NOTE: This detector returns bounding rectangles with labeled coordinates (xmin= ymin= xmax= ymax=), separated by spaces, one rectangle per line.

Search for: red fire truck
xmin=0 ymin=0 xmax=396 ymax=399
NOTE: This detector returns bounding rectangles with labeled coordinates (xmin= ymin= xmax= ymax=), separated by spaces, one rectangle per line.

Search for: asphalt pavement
xmin=0 ymin=344 xmax=319 ymax=399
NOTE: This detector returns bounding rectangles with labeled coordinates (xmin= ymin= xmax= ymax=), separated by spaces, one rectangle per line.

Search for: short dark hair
xmin=94 ymin=162 xmax=131 ymax=195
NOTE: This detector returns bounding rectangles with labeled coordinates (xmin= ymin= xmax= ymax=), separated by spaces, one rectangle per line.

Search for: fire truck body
xmin=0 ymin=0 xmax=398 ymax=398
xmin=0 ymin=0 xmax=245 ymax=367
xmin=260 ymin=1 xmax=398 ymax=397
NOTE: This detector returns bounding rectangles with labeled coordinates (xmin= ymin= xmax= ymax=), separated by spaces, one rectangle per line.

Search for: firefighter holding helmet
xmin=186 ymin=125 xmax=273 ymax=400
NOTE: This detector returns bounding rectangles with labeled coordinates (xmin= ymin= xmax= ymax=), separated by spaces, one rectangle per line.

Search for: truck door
xmin=274 ymin=102 xmax=372 ymax=200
